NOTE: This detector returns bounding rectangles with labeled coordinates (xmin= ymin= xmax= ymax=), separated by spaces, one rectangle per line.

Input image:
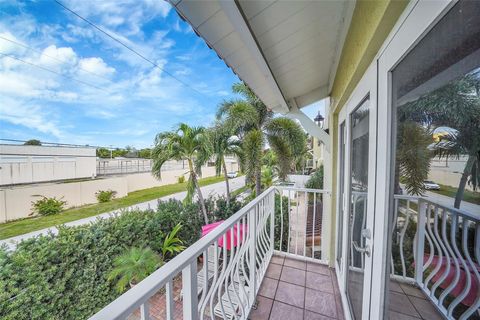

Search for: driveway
xmin=1 ymin=176 xmax=245 ymax=250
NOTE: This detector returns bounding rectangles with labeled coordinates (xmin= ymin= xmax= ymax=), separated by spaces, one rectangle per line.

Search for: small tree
xmin=24 ymin=139 xmax=41 ymax=146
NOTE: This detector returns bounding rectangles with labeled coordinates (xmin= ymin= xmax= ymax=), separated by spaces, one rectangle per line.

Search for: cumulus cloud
xmin=78 ymin=57 xmax=115 ymax=77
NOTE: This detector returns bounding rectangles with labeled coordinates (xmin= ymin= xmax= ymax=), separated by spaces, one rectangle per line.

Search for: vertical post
xmin=166 ymin=280 xmax=174 ymax=320
xmin=140 ymin=302 xmax=149 ymax=320
xmin=182 ymin=260 xmax=198 ymax=320
xmin=249 ymin=207 xmax=257 ymax=302
xmin=270 ymin=191 xmax=275 ymax=254
xmin=415 ymin=200 xmax=427 ymax=286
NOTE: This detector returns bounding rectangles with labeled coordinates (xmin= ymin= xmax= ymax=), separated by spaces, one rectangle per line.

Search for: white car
xmin=423 ymin=180 xmax=440 ymax=190
xmin=226 ymin=171 xmax=238 ymax=178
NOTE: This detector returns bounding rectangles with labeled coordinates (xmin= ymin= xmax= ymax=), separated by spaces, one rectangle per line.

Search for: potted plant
xmin=108 ymin=247 xmax=162 ymax=293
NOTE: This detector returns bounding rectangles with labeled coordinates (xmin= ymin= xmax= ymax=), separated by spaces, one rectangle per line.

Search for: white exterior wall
xmin=0 ymin=163 xmax=237 ymax=223
xmin=0 ymin=145 xmax=96 ymax=185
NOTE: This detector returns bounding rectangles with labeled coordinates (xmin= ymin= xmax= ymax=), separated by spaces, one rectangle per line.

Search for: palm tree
xmin=398 ymin=69 xmax=480 ymax=207
xmin=208 ymin=124 xmax=242 ymax=207
xmin=217 ymin=83 xmax=306 ymax=196
xmin=151 ymin=123 xmax=211 ymax=223
xmin=108 ymin=247 xmax=162 ymax=293
xmin=261 ymin=166 xmax=275 ymax=189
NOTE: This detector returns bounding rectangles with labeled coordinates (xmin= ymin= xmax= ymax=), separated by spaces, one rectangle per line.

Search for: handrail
xmin=276 ymin=186 xmax=331 ymax=194
xmin=89 ymin=187 xmax=276 ymax=320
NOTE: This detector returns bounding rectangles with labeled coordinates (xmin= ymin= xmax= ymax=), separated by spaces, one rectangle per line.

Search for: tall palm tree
xmin=218 ymin=83 xmax=306 ymax=196
xmin=208 ymin=124 xmax=242 ymax=206
xmin=151 ymin=123 xmax=211 ymax=223
xmin=399 ymin=69 xmax=480 ymax=207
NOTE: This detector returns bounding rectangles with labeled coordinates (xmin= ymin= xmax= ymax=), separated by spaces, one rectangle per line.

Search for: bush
xmin=95 ymin=190 xmax=117 ymax=203
xmin=0 ymin=196 xmax=230 ymax=320
xmin=305 ymin=165 xmax=324 ymax=189
xmin=31 ymin=196 xmax=66 ymax=216
xmin=274 ymin=194 xmax=290 ymax=251
xmin=177 ymin=175 xmax=185 ymax=183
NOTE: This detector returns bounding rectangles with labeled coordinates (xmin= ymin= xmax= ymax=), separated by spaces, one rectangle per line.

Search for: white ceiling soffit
xmin=170 ymin=0 xmax=353 ymax=113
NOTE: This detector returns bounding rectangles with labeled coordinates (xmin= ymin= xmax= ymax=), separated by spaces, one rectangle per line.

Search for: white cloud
xmin=0 ymin=97 xmax=62 ymax=137
xmin=0 ymin=31 xmax=26 ymax=55
xmin=64 ymin=0 xmax=171 ymax=36
xmin=39 ymin=45 xmax=78 ymax=69
xmin=78 ymin=57 xmax=115 ymax=77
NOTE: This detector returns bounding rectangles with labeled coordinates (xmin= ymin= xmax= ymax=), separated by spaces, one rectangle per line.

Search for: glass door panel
xmin=346 ymin=98 xmax=370 ymax=320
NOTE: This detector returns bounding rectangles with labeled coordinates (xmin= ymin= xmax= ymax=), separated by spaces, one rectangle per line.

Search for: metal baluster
xmin=431 ymin=208 xmax=451 ymax=300
xmin=287 ymin=190 xmax=291 ymax=254
xmin=312 ymin=192 xmax=316 ymax=259
xmin=304 ymin=191 xmax=308 ymax=257
xmin=415 ymin=200 xmax=427 ymax=285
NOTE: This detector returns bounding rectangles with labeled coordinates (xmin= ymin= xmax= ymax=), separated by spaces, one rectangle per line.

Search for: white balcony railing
xmin=90 ymin=186 xmax=329 ymax=320
xmin=391 ymin=195 xmax=480 ymax=320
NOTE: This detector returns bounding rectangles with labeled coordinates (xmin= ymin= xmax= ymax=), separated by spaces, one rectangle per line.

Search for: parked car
xmin=423 ymin=180 xmax=440 ymax=190
xmin=226 ymin=171 xmax=238 ymax=178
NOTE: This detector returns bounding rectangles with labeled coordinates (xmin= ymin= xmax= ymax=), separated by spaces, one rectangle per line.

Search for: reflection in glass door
xmin=346 ymin=98 xmax=370 ymax=320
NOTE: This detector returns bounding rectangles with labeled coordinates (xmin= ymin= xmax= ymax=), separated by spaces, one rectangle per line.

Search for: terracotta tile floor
xmin=125 ymin=254 xmax=443 ymax=320
xmin=388 ymin=281 xmax=443 ymax=320
xmin=249 ymin=254 xmax=344 ymax=320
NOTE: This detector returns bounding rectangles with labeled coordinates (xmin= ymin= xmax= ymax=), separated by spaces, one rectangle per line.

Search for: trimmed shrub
xmin=31 ymin=196 xmax=66 ymax=216
xmin=177 ymin=176 xmax=185 ymax=183
xmin=95 ymin=190 xmax=117 ymax=203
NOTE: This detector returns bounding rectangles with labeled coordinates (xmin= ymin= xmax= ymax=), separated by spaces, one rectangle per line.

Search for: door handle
xmin=352 ymin=241 xmax=371 ymax=257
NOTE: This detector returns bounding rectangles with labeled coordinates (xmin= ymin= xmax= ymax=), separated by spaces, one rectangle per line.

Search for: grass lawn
xmin=0 ymin=175 xmax=227 ymax=240
xmin=430 ymin=184 xmax=480 ymax=205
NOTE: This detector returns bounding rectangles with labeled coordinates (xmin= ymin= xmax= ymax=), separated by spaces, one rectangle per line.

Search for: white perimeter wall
xmin=0 ymin=145 xmax=96 ymax=185
xmin=0 ymin=164 xmax=238 ymax=223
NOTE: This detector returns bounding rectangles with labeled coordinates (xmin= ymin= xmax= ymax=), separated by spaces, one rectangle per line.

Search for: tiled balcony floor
xmin=249 ymin=254 xmax=344 ymax=320
xmin=388 ymin=281 xmax=443 ymax=320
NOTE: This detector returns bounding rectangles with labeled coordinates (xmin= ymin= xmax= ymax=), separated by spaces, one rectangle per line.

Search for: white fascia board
xmin=219 ymin=0 xmax=289 ymax=114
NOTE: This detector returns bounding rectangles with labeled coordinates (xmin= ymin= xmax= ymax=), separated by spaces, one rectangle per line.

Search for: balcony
xmin=89 ymin=187 xmax=479 ymax=320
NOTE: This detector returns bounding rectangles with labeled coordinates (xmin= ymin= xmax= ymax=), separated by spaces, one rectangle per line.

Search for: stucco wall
xmin=0 ymin=164 xmax=236 ymax=223
xmin=330 ymin=0 xmax=409 ymax=113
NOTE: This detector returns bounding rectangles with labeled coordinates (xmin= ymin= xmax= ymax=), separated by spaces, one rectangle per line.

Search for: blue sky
xmin=0 ymin=0 xmax=324 ymax=149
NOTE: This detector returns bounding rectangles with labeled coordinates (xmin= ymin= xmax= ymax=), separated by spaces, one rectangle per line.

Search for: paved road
xmin=1 ymin=176 xmax=245 ymax=250
xmin=425 ymin=191 xmax=480 ymax=215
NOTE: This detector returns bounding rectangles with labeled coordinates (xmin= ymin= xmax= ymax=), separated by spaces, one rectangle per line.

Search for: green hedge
xmin=0 ymin=196 xmax=242 ymax=320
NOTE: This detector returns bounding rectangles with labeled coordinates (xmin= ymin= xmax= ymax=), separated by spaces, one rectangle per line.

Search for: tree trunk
xmin=454 ymin=155 xmax=475 ymax=209
xmin=222 ymin=157 xmax=231 ymax=207
xmin=255 ymin=166 xmax=262 ymax=197
xmin=188 ymin=159 xmax=209 ymax=224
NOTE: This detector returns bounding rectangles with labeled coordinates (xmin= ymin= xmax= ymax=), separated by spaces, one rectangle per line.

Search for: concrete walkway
xmin=1 ymin=176 xmax=245 ymax=250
